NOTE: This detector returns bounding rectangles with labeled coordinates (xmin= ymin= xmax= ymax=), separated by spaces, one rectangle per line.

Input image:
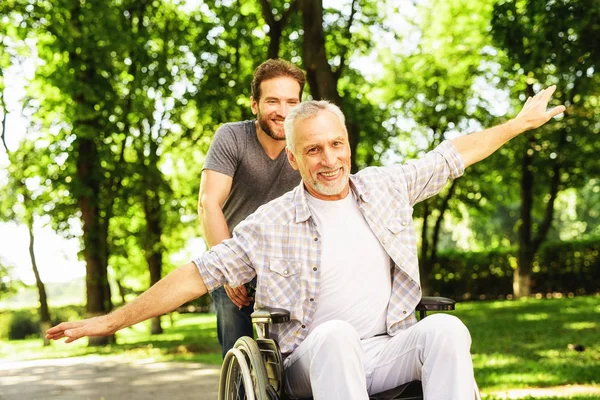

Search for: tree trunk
xmin=115 ymin=278 xmax=127 ymax=306
xmin=143 ymin=149 xmax=164 ymax=335
xmin=258 ymin=0 xmax=298 ymax=60
xmin=26 ymin=206 xmax=51 ymax=345
xmin=419 ymin=179 xmax=458 ymax=296
xmin=267 ymin=22 xmax=282 ymax=60
xmin=69 ymin=1 xmax=114 ymax=346
xmin=300 ymin=0 xmax=359 ymax=172
xmin=516 ymin=134 xmax=535 ymax=298
xmin=77 ymin=137 xmax=113 ymax=345
xmin=419 ymin=201 xmax=432 ymax=295
xmin=147 ymin=248 xmax=163 ymax=335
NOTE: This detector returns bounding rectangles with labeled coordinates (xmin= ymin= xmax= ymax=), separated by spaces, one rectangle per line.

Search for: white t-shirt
xmin=306 ymin=191 xmax=392 ymax=339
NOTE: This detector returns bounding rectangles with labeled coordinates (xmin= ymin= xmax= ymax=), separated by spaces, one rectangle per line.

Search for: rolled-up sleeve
xmin=192 ymin=222 xmax=259 ymax=292
xmin=390 ymin=140 xmax=465 ymax=206
xmin=434 ymin=140 xmax=465 ymax=180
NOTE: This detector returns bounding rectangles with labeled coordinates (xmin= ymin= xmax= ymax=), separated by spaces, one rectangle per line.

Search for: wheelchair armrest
xmin=251 ymin=297 xmax=455 ymax=326
xmin=416 ymin=296 xmax=456 ymax=312
xmin=251 ymin=307 xmax=291 ymax=324
xmin=416 ymin=296 xmax=455 ymax=320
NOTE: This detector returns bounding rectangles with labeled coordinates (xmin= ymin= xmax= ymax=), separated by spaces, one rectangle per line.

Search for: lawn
xmin=1 ymin=295 xmax=598 ymax=399
xmin=0 ymin=313 xmax=223 ymax=365
xmin=454 ymin=295 xmax=600 ymax=393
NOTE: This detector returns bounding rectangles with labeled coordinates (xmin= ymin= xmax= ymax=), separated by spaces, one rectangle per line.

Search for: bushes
xmin=0 ymin=305 xmax=86 ymax=340
xmin=429 ymin=238 xmax=600 ymax=298
xmin=0 ymin=309 xmax=39 ymax=340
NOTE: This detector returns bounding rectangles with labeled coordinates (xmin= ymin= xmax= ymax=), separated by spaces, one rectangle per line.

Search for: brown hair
xmin=251 ymin=59 xmax=305 ymax=101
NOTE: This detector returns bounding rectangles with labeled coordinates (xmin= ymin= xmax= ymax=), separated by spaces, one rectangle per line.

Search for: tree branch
xmin=1 ymin=104 xmax=8 ymax=154
xmin=431 ymin=179 xmax=458 ymax=262
xmin=530 ymin=83 xmax=574 ymax=255
xmin=258 ymin=0 xmax=277 ymax=28
xmin=281 ymin=0 xmax=299 ymax=27
xmin=333 ymin=0 xmax=358 ymax=82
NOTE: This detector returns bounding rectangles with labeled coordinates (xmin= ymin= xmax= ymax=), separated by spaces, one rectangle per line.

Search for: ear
xmin=286 ymin=147 xmax=299 ymax=170
xmin=251 ymin=97 xmax=258 ymax=115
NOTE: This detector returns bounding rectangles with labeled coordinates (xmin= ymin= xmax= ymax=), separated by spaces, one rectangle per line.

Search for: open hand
xmin=224 ymin=284 xmax=252 ymax=308
xmin=515 ymin=85 xmax=566 ymax=130
xmin=46 ymin=316 xmax=118 ymax=343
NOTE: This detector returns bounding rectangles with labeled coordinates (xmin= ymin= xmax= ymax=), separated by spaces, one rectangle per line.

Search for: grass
xmin=485 ymin=398 xmax=598 ymax=400
xmin=1 ymin=295 xmax=599 ymax=399
xmin=454 ymin=295 xmax=600 ymax=393
xmin=0 ymin=313 xmax=222 ymax=365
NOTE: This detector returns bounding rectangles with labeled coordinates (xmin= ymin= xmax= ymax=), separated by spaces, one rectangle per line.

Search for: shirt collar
xmin=349 ymin=174 xmax=371 ymax=204
xmin=293 ymin=182 xmax=312 ymax=223
xmin=293 ymin=174 xmax=371 ymax=223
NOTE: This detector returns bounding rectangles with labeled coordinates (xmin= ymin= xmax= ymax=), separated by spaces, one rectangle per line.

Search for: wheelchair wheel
xmin=218 ymin=336 xmax=270 ymax=400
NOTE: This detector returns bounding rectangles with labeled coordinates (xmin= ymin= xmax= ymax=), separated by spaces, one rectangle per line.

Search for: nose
xmin=321 ymin=147 xmax=337 ymax=168
xmin=277 ymin=102 xmax=290 ymax=117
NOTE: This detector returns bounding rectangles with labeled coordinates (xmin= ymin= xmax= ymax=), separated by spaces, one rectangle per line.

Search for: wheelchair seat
xmin=218 ymin=297 xmax=456 ymax=400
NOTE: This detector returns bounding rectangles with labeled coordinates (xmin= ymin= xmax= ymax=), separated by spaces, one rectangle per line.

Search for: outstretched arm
xmin=46 ymin=262 xmax=207 ymax=343
xmin=453 ymin=85 xmax=566 ymax=168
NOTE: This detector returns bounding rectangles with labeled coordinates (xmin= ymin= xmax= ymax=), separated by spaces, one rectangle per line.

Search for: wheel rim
xmin=234 ymin=337 xmax=269 ymax=399
xmin=219 ymin=347 xmax=256 ymax=400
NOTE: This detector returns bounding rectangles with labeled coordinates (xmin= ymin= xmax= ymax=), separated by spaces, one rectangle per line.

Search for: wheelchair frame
xmin=217 ymin=297 xmax=456 ymax=400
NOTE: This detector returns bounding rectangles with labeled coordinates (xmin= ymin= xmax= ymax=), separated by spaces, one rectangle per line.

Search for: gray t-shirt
xmin=203 ymin=120 xmax=301 ymax=233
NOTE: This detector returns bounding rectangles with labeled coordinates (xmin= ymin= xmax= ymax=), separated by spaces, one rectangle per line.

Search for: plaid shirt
xmin=194 ymin=140 xmax=464 ymax=355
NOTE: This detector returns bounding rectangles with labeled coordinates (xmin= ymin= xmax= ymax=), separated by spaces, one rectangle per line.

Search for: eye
xmin=307 ymin=147 xmax=318 ymax=154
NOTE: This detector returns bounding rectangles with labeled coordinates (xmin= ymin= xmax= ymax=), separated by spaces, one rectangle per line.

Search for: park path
xmin=0 ymin=356 xmax=220 ymax=400
xmin=3 ymin=357 xmax=599 ymax=399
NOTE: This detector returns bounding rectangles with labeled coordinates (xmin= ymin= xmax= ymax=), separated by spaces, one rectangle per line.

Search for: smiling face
xmin=286 ymin=109 xmax=351 ymax=201
xmin=251 ymin=76 xmax=301 ymax=141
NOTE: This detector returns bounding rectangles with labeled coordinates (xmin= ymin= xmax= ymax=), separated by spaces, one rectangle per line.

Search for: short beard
xmin=310 ymin=168 xmax=350 ymax=196
xmin=257 ymin=111 xmax=285 ymax=141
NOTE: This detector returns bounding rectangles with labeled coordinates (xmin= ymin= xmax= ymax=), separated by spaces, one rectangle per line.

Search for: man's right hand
xmin=45 ymin=315 xmax=119 ymax=343
xmin=224 ymin=284 xmax=253 ymax=308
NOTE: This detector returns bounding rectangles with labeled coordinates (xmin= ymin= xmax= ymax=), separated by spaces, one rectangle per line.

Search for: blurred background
xmin=0 ymin=0 xmax=599 ymax=397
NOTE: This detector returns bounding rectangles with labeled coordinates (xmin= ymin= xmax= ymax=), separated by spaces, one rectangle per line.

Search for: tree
xmin=375 ymin=0 xmax=500 ymax=294
xmin=0 ymin=22 xmax=52 ymax=344
xmin=491 ymin=0 xmax=600 ymax=297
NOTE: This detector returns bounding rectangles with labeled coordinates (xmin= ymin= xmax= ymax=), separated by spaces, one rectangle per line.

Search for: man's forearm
xmin=452 ymin=118 xmax=528 ymax=168
xmin=452 ymin=85 xmax=565 ymax=168
xmin=199 ymin=203 xmax=231 ymax=248
xmin=109 ymin=262 xmax=207 ymax=330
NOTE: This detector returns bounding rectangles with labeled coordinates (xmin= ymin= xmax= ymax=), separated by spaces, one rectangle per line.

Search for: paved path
xmin=0 ymin=356 xmax=220 ymax=400
xmin=3 ymin=357 xmax=599 ymax=399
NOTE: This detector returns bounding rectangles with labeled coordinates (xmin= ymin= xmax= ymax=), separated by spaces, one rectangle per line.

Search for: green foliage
xmin=1 ymin=0 xmax=599 ymax=336
xmin=431 ymin=239 xmax=600 ymax=298
xmin=459 ymin=296 xmax=600 ymax=392
xmin=0 ymin=312 xmax=220 ymax=364
xmin=0 ymin=261 xmax=20 ymax=300
xmin=0 ymin=304 xmax=85 ymax=340
xmin=490 ymin=0 xmax=600 ymax=242
xmin=0 ymin=309 xmax=38 ymax=340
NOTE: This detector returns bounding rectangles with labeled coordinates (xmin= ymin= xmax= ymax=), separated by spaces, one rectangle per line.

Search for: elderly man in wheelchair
xmin=221 ymin=297 xmax=473 ymax=400
xmin=47 ymin=90 xmax=564 ymax=400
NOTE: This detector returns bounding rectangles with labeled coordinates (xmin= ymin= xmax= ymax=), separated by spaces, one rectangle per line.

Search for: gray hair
xmin=284 ymin=100 xmax=347 ymax=150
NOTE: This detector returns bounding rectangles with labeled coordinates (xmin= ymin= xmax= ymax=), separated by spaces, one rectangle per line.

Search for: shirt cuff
xmin=435 ymin=140 xmax=465 ymax=179
xmin=192 ymin=255 xmax=222 ymax=292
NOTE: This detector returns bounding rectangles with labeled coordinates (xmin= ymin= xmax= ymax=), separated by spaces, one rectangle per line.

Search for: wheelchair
xmin=218 ymin=297 xmax=456 ymax=400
